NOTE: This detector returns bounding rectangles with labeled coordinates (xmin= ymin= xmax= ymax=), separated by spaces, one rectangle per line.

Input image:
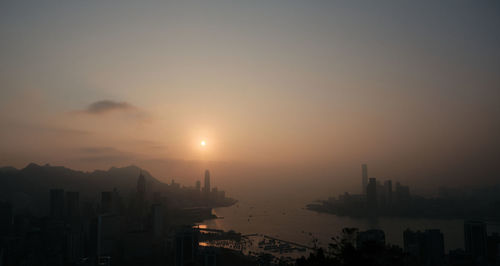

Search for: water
xmin=202 ymin=196 xmax=477 ymax=252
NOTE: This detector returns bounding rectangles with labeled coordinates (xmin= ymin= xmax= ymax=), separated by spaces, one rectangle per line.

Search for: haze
xmin=1 ymin=1 xmax=499 ymax=197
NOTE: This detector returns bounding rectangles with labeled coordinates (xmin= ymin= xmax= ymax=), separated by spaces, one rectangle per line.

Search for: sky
xmin=1 ymin=1 xmax=499 ymax=195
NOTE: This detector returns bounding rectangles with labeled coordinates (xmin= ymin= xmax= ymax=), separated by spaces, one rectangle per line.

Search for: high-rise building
xmin=0 ymin=201 xmax=13 ymax=236
xmin=361 ymin=164 xmax=368 ymax=195
xmin=404 ymin=229 xmax=444 ymax=266
xmin=65 ymin=191 xmax=80 ymax=218
xmin=204 ymin=170 xmax=211 ymax=195
xmin=366 ymin=178 xmax=377 ymax=209
xmin=151 ymin=204 xmax=164 ymax=237
xmin=50 ymin=189 xmax=65 ymax=219
xmin=383 ymin=180 xmax=392 ymax=207
xmin=195 ymin=180 xmax=201 ymax=191
xmin=464 ymin=220 xmax=487 ymax=258
xmin=101 ymin=191 xmax=113 ymax=214
xmin=137 ymin=172 xmax=146 ymax=201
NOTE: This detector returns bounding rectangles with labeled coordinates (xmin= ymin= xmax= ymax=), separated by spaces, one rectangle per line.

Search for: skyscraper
xmin=195 ymin=180 xmax=201 ymax=191
xmin=366 ymin=178 xmax=377 ymax=209
xmin=464 ymin=220 xmax=487 ymax=258
xmin=50 ymin=189 xmax=65 ymax=219
xmin=101 ymin=191 xmax=113 ymax=214
xmin=361 ymin=164 xmax=368 ymax=195
xmin=204 ymin=170 xmax=211 ymax=195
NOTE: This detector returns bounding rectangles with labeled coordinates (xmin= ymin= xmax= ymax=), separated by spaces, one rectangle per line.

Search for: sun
xmin=200 ymin=140 xmax=206 ymax=147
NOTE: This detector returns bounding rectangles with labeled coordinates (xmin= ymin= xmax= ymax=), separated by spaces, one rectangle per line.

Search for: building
xmin=204 ymin=170 xmax=211 ymax=195
xmin=366 ymin=178 xmax=377 ymax=209
xmin=50 ymin=189 xmax=65 ymax=219
xmin=0 ymin=201 xmax=13 ymax=236
xmin=137 ymin=172 xmax=146 ymax=201
xmin=101 ymin=192 xmax=113 ymax=214
xmin=361 ymin=164 xmax=368 ymax=195
xmin=175 ymin=228 xmax=199 ymax=266
xmin=383 ymin=180 xmax=392 ymax=207
xmin=395 ymin=182 xmax=410 ymax=204
xmin=403 ymin=229 xmax=444 ymax=266
xmin=97 ymin=214 xmax=123 ymax=258
xmin=195 ymin=180 xmax=201 ymax=191
xmin=464 ymin=220 xmax=487 ymax=258
xmin=487 ymin=233 xmax=500 ymax=263
xmin=151 ymin=204 xmax=164 ymax=237
xmin=65 ymin=191 xmax=80 ymax=218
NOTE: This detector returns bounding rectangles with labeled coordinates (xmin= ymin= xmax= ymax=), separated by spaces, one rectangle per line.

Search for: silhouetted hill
xmin=0 ymin=163 xmax=165 ymax=215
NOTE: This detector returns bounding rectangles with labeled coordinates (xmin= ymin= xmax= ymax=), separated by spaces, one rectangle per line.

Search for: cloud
xmin=80 ymin=147 xmax=118 ymax=154
xmin=83 ymin=100 xmax=134 ymax=114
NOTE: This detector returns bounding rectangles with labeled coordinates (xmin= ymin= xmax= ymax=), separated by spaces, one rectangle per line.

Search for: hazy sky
xmin=1 ymin=1 xmax=499 ymax=191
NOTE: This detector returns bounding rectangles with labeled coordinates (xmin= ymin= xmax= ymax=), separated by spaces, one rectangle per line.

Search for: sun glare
xmin=200 ymin=140 xmax=206 ymax=147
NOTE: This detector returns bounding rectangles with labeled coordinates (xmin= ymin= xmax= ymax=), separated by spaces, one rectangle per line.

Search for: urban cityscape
xmin=2 ymin=1 xmax=500 ymax=265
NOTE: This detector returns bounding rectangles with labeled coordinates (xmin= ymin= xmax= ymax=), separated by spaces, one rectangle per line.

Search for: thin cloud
xmin=83 ymin=100 xmax=135 ymax=114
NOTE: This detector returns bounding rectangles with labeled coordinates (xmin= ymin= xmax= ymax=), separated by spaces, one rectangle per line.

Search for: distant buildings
xmin=101 ymin=191 xmax=113 ymax=214
xmin=361 ymin=164 xmax=368 ymax=195
xmin=65 ymin=191 xmax=80 ymax=218
xmin=50 ymin=189 xmax=65 ymax=219
xmin=137 ymin=172 xmax=146 ymax=202
xmin=403 ymin=229 xmax=444 ymax=266
xmin=366 ymin=178 xmax=378 ymax=210
xmin=464 ymin=220 xmax=488 ymax=259
xmin=383 ymin=180 xmax=392 ymax=207
xmin=204 ymin=170 xmax=211 ymax=195
xmin=394 ymin=182 xmax=410 ymax=204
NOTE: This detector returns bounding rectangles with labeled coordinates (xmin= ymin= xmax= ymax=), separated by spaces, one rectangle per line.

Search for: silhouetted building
xmin=395 ymin=182 xmax=410 ymax=204
xmin=204 ymin=170 xmax=211 ymax=196
xmin=101 ymin=192 xmax=113 ymax=214
xmin=465 ymin=220 xmax=487 ymax=259
xmin=65 ymin=191 xmax=80 ymax=218
xmin=361 ymin=164 xmax=368 ymax=195
xmin=383 ymin=180 xmax=392 ymax=206
xmin=0 ymin=201 xmax=13 ymax=236
xmin=175 ymin=228 xmax=198 ymax=266
xmin=97 ymin=214 xmax=123 ymax=258
xmin=151 ymin=204 xmax=164 ymax=237
xmin=356 ymin=229 xmax=385 ymax=249
xmin=137 ymin=172 xmax=146 ymax=201
xmin=487 ymin=233 xmax=500 ymax=263
xmin=366 ymin=178 xmax=377 ymax=209
xmin=50 ymin=189 xmax=65 ymax=219
xmin=404 ymin=229 xmax=444 ymax=266
xmin=195 ymin=180 xmax=201 ymax=191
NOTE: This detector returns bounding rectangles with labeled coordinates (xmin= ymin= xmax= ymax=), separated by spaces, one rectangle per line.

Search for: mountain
xmin=0 ymin=163 xmax=166 ymax=215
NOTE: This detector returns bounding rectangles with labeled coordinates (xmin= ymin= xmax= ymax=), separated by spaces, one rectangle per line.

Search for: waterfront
xmin=202 ymin=195 xmax=500 ymax=252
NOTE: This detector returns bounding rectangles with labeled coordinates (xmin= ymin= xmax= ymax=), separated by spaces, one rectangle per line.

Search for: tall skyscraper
xmin=465 ymin=220 xmax=487 ymax=258
xmin=366 ymin=178 xmax=377 ymax=209
xmin=204 ymin=170 xmax=211 ymax=194
xmin=361 ymin=164 xmax=368 ymax=194
xmin=137 ymin=172 xmax=146 ymax=201
xmin=50 ymin=189 xmax=65 ymax=219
